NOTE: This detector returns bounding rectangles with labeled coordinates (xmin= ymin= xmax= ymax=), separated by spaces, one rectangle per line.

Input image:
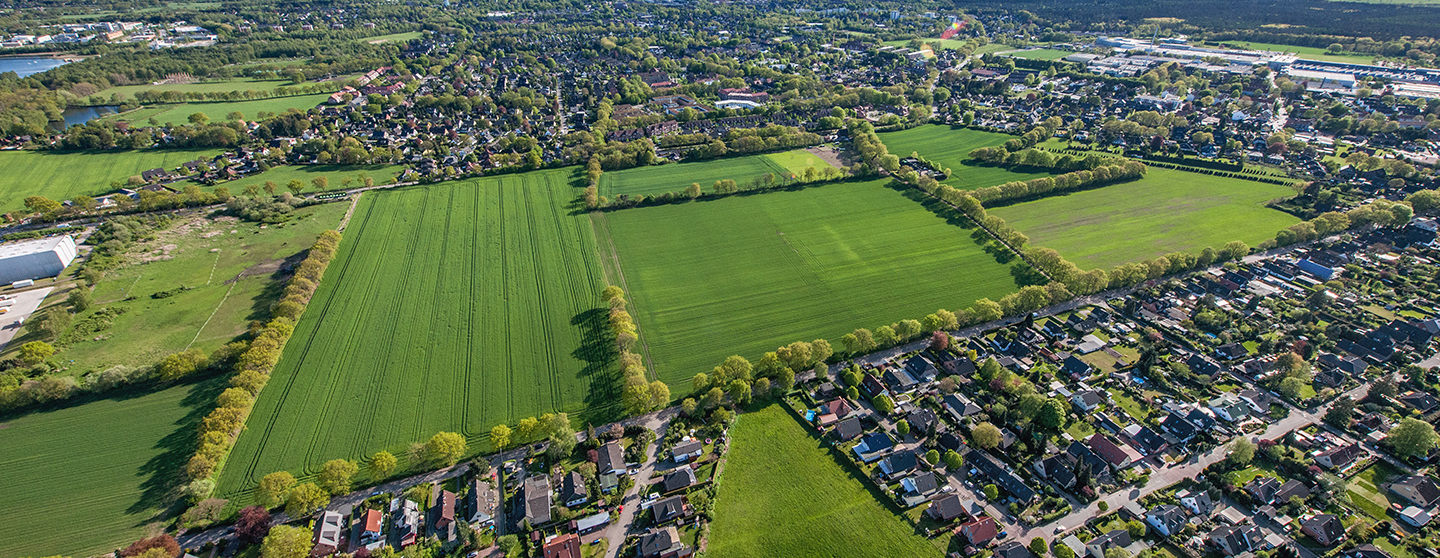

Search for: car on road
xmin=1055 ymin=526 xmax=1065 ymax=534
xmin=628 ymin=467 xmax=641 ymax=475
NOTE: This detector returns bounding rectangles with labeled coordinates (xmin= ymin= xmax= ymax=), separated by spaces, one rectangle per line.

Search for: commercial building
xmin=0 ymin=235 xmax=77 ymax=285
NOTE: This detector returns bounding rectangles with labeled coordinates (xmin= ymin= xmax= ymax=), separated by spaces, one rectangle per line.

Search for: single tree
xmin=255 ymin=471 xmax=296 ymax=509
xmin=925 ymin=449 xmax=940 ymax=466
xmin=1389 ymin=418 xmax=1439 ymax=459
xmin=897 ymin=419 xmax=912 ymax=436
xmin=260 ymin=525 xmax=312 ymax=558
xmin=1227 ymin=437 xmax=1256 ymax=466
xmin=1030 ymin=538 xmax=1048 ymax=556
xmin=1126 ymin=520 xmax=1147 ymax=539
xmin=425 ymin=431 xmax=468 ymax=466
xmin=972 ymin=422 xmax=1002 ymax=449
xmin=984 ymin=484 xmax=999 ymax=500
xmin=943 ymin=450 xmax=964 ymax=471
xmin=284 ymin=482 xmax=329 ymax=518
xmin=234 ymin=506 xmax=272 ymax=543
xmin=318 ymin=459 xmax=358 ymax=495
xmin=490 ymin=424 xmax=513 ymax=450
xmin=368 ymin=451 xmax=397 ymax=479
xmin=1324 ymin=396 xmax=1356 ymax=427
xmin=68 ymin=288 xmax=93 ymax=312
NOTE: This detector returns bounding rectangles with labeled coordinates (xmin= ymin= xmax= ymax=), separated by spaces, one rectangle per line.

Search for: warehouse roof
xmin=0 ymin=235 xmax=72 ymax=259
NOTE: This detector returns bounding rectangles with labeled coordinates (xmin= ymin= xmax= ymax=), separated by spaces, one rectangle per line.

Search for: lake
xmin=51 ymin=105 xmax=120 ymax=130
xmin=0 ymin=56 xmax=75 ymax=78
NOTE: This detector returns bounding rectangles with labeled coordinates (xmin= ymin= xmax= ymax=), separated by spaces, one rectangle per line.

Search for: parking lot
xmin=0 ymin=286 xmax=55 ymax=352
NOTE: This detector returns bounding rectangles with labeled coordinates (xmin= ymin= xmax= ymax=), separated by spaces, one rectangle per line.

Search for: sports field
xmin=0 ymin=148 xmax=222 ymax=212
xmin=598 ymin=150 xmax=832 ymax=198
xmin=4 ymin=203 xmax=350 ymax=375
xmin=603 ymin=179 xmax=1025 ymax=385
xmin=708 ymin=404 xmax=947 ymax=558
xmin=217 ymin=169 xmax=612 ymax=497
xmin=0 ymin=377 xmax=224 ymax=558
xmin=103 ymin=93 xmax=330 ymax=126
xmin=1009 ymin=48 xmax=1072 ymax=60
xmin=990 ymin=168 xmax=1301 ymax=269
xmin=878 ymin=125 xmax=1057 ymax=190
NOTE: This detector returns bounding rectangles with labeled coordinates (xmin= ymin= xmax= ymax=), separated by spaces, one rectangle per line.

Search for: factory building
xmin=0 ymin=235 xmax=77 ymax=285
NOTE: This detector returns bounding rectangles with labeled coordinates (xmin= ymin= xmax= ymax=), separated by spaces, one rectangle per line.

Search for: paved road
xmin=601 ymin=413 xmax=673 ymax=558
xmin=0 ymin=286 xmax=53 ymax=352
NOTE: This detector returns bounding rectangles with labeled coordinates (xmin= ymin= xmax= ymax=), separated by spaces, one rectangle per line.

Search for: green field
xmin=363 ymin=31 xmax=423 ymax=44
xmin=217 ymin=169 xmax=613 ymax=497
xmin=603 ymin=178 xmax=1027 ymax=385
xmin=101 ymin=78 xmax=294 ymax=101
xmin=103 ymin=93 xmax=330 ymax=126
xmin=599 ymin=150 xmax=832 ymax=198
xmin=1219 ymin=41 xmax=1382 ymax=65
xmin=708 ymin=404 xmax=947 ymax=558
xmin=0 ymin=377 xmax=224 ymax=558
xmin=0 ymin=148 xmax=221 ymax=212
xmin=990 ymin=168 xmax=1300 ymax=269
xmin=1009 ymin=48 xmax=1072 ymax=60
xmin=205 ymin=163 xmax=407 ymax=194
xmin=878 ymin=125 xmax=1058 ymax=191
xmin=4 ymin=203 xmax=350 ymax=376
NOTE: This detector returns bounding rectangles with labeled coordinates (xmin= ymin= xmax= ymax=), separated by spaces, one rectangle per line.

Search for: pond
xmin=0 ymin=56 xmax=76 ymax=78
xmin=51 ymin=105 xmax=120 ymax=130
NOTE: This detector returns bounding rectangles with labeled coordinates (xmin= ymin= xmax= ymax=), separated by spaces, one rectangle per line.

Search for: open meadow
xmin=101 ymin=77 xmax=294 ymax=101
xmin=599 ymin=150 xmax=832 ymax=198
xmin=0 ymin=148 xmax=221 ymax=212
xmin=602 ymin=179 xmax=1027 ymax=386
xmin=3 ymin=203 xmax=350 ymax=376
xmin=990 ymin=168 xmax=1301 ymax=269
xmin=204 ymin=163 xmax=407 ymax=194
xmin=217 ymin=170 xmax=614 ymax=498
xmin=707 ymin=404 xmax=946 ymax=558
xmin=0 ymin=377 xmax=225 ymax=558
xmin=878 ymin=125 xmax=1057 ymax=191
xmin=1218 ymin=41 xmax=1382 ymax=64
xmin=1008 ymin=48 xmax=1072 ymax=60
xmin=103 ymin=93 xmax=331 ymax=126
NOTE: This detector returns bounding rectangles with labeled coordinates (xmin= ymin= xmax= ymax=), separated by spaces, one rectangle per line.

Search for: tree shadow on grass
xmin=129 ymin=374 xmax=228 ymax=521
xmin=570 ymin=307 xmax=623 ymax=427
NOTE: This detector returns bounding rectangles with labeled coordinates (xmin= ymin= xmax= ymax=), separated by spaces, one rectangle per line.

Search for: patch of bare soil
xmin=225 ymin=259 xmax=283 ymax=285
xmin=807 ymin=145 xmax=851 ymax=170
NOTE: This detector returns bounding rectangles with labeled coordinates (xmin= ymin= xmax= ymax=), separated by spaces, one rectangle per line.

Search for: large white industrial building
xmin=0 ymin=235 xmax=77 ymax=285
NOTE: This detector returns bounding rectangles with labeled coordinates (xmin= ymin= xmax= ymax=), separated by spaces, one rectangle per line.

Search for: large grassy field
xmin=708 ymin=404 xmax=946 ymax=558
xmin=217 ymin=169 xmax=614 ymax=497
xmin=1009 ymin=48 xmax=1072 ymax=60
xmin=0 ymin=148 xmax=222 ymax=212
xmin=103 ymin=93 xmax=330 ymax=126
xmin=878 ymin=125 xmax=1057 ymax=191
xmin=3 ymin=203 xmax=350 ymax=376
xmin=101 ymin=77 xmax=294 ymax=101
xmin=362 ymin=31 xmax=423 ymax=44
xmin=603 ymin=179 xmax=1027 ymax=385
xmin=599 ymin=150 xmax=831 ymax=198
xmin=203 ymin=163 xmax=407 ymax=194
xmin=0 ymin=377 xmax=224 ymax=558
xmin=990 ymin=168 xmax=1301 ymax=269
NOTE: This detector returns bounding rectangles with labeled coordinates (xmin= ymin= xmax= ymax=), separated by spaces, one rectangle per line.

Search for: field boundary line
xmin=185 ymin=281 xmax=235 ymax=351
xmin=587 ymin=210 xmax=659 ymax=381
xmin=336 ymin=192 xmax=363 ymax=231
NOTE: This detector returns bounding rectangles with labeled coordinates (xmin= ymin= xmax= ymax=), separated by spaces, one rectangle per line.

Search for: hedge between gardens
xmin=185 ymin=229 xmax=342 ymax=482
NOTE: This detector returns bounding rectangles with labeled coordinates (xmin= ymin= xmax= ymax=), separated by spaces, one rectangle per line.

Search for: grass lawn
xmin=878 ymin=125 xmax=1058 ymax=191
xmin=1009 ymin=48 xmax=1071 ymax=60
xmin=218 ymin=169 xmax=615 ymax=499
xmin=707 ymin=404 xmax=946 ymax=558
xmin=100 ymin=77 xmax=294 ymax=101
xmin=201 ymin=163 xmax=407 ymax=194
xmin=1347 ymin=463 xmax=1401 ymax=520
xmin=1231 ymin=465 xmax=1279 ymax=485
xmin=603 ymin=179 xmax=1029 ymax=386
xmin=0 ymin=377 xmax=224 ymax=558
xmin=103 ymin=93 xmax=331 ymax=126
xmin=989 ymin=168 xmax=1300 ymax=270
xmin=1108 ymin=389 xmax=1151 ymax=421
xmin=0 ymin=148 xmax=222 ymax=212
xmin=1217 ymin=41 xmax=1382 ymax=65
xmin=362 ymin=31 xmax=423 ymax=44
xmin=599 ymin=150 xmax=828 ymax=198
xmin=4 ymin=203 xmax=350 ymax=376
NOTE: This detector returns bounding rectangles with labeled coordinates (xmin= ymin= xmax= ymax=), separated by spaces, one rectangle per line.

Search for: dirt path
xmin=337 ymin=192 xmax=363 ymax=232
xmin=806 ymin=145 xmax=847 ymax=170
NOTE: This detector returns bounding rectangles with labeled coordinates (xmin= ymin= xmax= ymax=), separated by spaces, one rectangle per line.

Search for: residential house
xmin=1401 ymin=506 xmax=1433 ymax=527
xmin=928 ymin=494 xmax=969 ymax=522
xmin=907 ymin=408 xmax=939 ymax=436
xmin=1122 ymin=424 xmax=1168 ymax=456
xmin=1343 ymin=545 xmax=1396 ymax=558
xmin=905 ymin=354 xmax=939 ymax=382
xmin=883 ymin=367 xmax=920 ymax=393
xmin=944 ymin=393 xmax=982 ymax=421
xmin=1088 ymin=434 xmax=1141 ymax=471
xmin=853 ymin=432 xmax=894 ymax=462
xmin=960 ymin=516 xmax=1000 ymax=547
xmin=662 ymin=468 xmax=697 ymax=493
xmin=1064 ymin=356 xmax=1094 ymax=379
xmin=560 ymin=471 xmax=588 ymax=508
xmin=597 ymin=441 xmax=624 ymax=475
xmin=652 ymin=495 xmax=687 ymax=523
xmin=968 ymin=449 xmax=1038 ymax=502
xmin=542 ymin=533 xmax=581 ymax=558
xmin=835 ymin=416 xmax=863 ymax=442
xmin=1178 ymin=489 xmax=1216 ymax=516
xmin=820 ymin=398 xmax=855 ymax=423
xmin=1033 ymin=455 xmax=1078 ymax=489
xmin=671 ymin=440 xmax=704 ymax=463
xmin=861 ymin=374 xmax=887 ymax=398
xmin=574 ymin=512 xmax=611 ymax=535
xmin=638 ymin=526 xmax=692 ymax=558
xmin=1072 ymin=390 xmax=1107 ymax=413
xmin=902 ymin=471 xmax=940 ymax=497
xmin=311 ymin=511 xmax=344 ymax=556
xmin=1400 ymin=391 xmax=1440 ymax=413
xmin=392 ymin=498 xmax=421 ymax=548
xmin=351 ymin=509 xmax=383 ymax=551
xmin=1209 ymin=395 xmax=1250 ymax=422
xmin=1246 ymin=477 xmax=1280 ymax=505
xmin=1386 ymin=475 xmax=1440 ymax=509
xmin=880 ymin=450 xmax=919 ymax=479
xmin=1086 ymin=529 xmax=1133 ymax=558
xmin=523 ymin=475 xmax=552 ymax=526
xmin=1145 ymin=505 xmax=1188 ymax=537
xmin=466 ymin=479 xmax=496 ymax=527
xmin=1237 ymin=389 xmax=1272 ymax=415
xmin=429 ymin=489 xmax=456 ymax=543
xmin=996 ymin=541 xmax=1037 ymax=558
xmin=1275 ymin=480 xmax=1311 ymax=504
xmin=1209 ymin=524 xmax=1261 ymax=556
xmin=1160 ymin=413 xmax=1198 ymax=443
xmin=1315 ymin=444 xmax=1364 ymax=470
xmin=1301 ymin=514 xmax=1345 ymax=546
